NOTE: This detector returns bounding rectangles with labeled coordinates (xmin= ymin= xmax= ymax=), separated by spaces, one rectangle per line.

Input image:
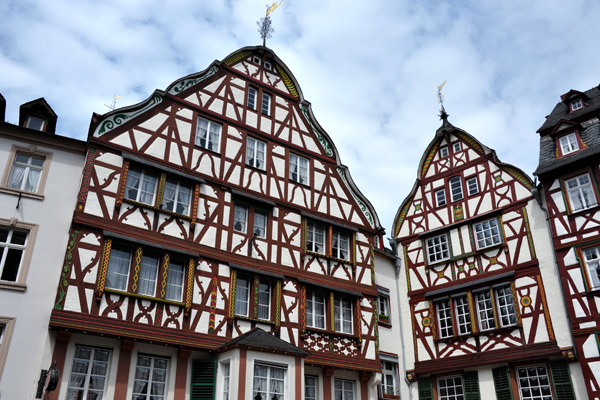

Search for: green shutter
xmin=550 ymin=361 xmax=576 ymax=400
xmin=190 ymin=359 xmax=216 ymax=400
xmin=418 ymin=376 xmax=433 ymax=400
xmin=463 ymin=371 xmax=481 ymax=400
xmin=492 ymin=366 xmax=513 ymax=400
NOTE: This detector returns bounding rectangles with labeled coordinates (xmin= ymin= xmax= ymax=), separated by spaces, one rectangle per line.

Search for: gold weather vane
xmin=258 ymin=1 xmax=283 ymax=46
xmin=104 ymin=95 xmax=121 ymax=111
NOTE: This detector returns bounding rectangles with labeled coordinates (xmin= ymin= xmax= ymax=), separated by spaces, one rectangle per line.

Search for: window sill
xmin=289 ymin=179 xmax=310 ymax=188
xmin=381 ymin=394 xmax=400 ymax=400
xmin=585 ymin=288 xmax=600 ymax=297
xmin=304 ymin=250 xmax=352 ymax=265
xmin=434 ymin=325 xmax=521 ymax=343
xmin=233 ymin=315 xmax=276 ymax=325
xmin=193 ymin=144 xmax=221 ymax=155
xmin=103 ymin=288 xmax=185 ymax=307
xmin=121 ymin=199 xmax=193 ymax=221
xmin=302 ymin=326 xmax=358 ymax=340
xmin=0 ymin=281 xmax=27 ymax=291
xmin=245 ymin=163 xmax=267 ymax=173
xmin=567 ymin=204 xmax=599 ymax=217
xmin=0 ymin=187 xmax=44 ymax=200
xmin=378 ymin=319 xmax=392 ymax=329
xmin=426 ymin=243 xmax=507 ymax=268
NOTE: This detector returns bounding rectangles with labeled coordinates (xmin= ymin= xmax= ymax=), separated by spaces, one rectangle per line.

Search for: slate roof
xmin=216 ymin=328 xmax=310 ymax=356
xmin=534 ymin=85 xmax=600 ymax=176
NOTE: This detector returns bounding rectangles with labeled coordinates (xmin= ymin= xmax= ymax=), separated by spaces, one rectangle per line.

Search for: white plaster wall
xmin=0 ymin=133 xmax=85 ymax=400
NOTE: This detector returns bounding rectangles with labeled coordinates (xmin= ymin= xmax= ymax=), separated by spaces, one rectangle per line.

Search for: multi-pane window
xmin=233 ymin=274 xmax=273 ymax=321
xmin=449 ymin=177 xmax=463 ymax=202
xmin=233 ymin=203 xmax=268 ymax=238
xmin=0 ymin=227 xmax=28 ymax=282
xmin=104 ymin=242 xmax=187 ymax=302
xmin=305 ymin=375 xmax=318 ymax=400
xmin=559 ymin=132 xmax=579 ymax=155
xmin=435 ymin=189 xmax=446 ymax=207
xmin=261 ymin=93 xmax=271 ymax=115
xmin=565 ymin=173 xmax=597 ymax=212
xmin=196 ymin=117 xmax=221 ymax=152
xmin=381 ymin=361 xmax=399 ymax=396
xmin=426 ymin=234 xmax=450 ymax=264
xmin=334 ymin=296 xmax=353 ymax=334
xmin=306 ymin=221 xmax=326 ymax=254
xmin=124 ymin=166 xmax=192 ymax=215
xmin=438 ymin=376 xmax=464 ymax=400
xmin=440 ymin=146 xmax=449 ymax=158
xmin=453 ymin=142 xmax=462 ymax=152
xmin=466 ymin=177 xmax=478 ymax=195
xmin=8 ymin=153 xmax=45 ymax=192
xmin=516 ymin=365 xmax=552 ymax=400
xmin=66 ymin=346 xmax=111 ymax=400
xmin=247 ymin=137 xmax=266 ymax=170
xmin=247 ymin=87 xmax=257 ymax=109
xmin=222 ymin=362 xmax=230 ymax=400
xmin=378 ymin=293 xmax=390 ymax=320
xmin=454 ymin=295 xmax=471 ymax=335
xmin=289 ymin=154 xmax=309 ymax=184
xmin=253 ymin=364 xmax=285 ymax=400
xmin=476 ymin=286 xmax=517 ymax=331
xmin=306 ymin=291 xmax=326 ymax=329
xmin=334 ymin=379 xmax=355 ymax=400
xmin=583 ymin=246 xmax=600 ymax=290
xmin=133 ymin=355 xmax=169 ymax=400
xmin=436 ymin=299 xmax=454 ymax=338
xmin=496 ymin=286 xmax=517 ymax=327
xmin=475 ymin=290 xmax=496 ymax=331
xmin=332 ymin=229 xmax=350 ymax=261
xmin=570 ymin=98 xmax=583 ymax=111
xmin=473 ymin=218 xmax=502 ymax=249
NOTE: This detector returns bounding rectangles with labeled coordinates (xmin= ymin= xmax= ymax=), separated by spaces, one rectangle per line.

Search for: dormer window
xmin=253 ymin=56 xmax=262 ymax=65
xmin=570 ymin=98 xmax=583 ymax=112
xmin=25 ymin=116 xmax=46 ymax=131
xmin=558 ymin=132 xmax=580 ymax=156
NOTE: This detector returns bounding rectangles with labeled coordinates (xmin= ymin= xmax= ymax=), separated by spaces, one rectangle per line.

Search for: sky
xmin=2 ymin=0 xmax=600 ymax=235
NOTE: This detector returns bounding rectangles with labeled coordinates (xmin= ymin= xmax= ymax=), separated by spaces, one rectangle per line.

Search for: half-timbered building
xmin=392 ymin=114 xmax=584 ymax=399
xmin=46 ymin=46 xmax=386 ymax=400
xmin=535 ymin=85 xmax=600 ymax=399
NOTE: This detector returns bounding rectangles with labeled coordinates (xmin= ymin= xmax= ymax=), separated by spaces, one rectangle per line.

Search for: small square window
xmin=435 ymin=189 xmax=446 ymax=207
xmin=437 ymin=376 xmax=464 ymax=400
xmin=571 ymin=98 xmax=583 ymax=111
xmin=466 ymin=177 xmax=479 ymax=196
xmin=558 ymin=132 xmax=579 ymax=156
xmin=440 ymin=146 xmax=449 ymax=158
xmin=426 ymin=234 xmax=450 ymax=264
xmin=473 ymin=218 xmax=502 ymax=249
xmin=253 ymin=56 xmax=262 ymax=65
xmin=453 ymin=142 xmax=462 ymax=152
xmin=264 ymin=61 xmax=272 ymax=70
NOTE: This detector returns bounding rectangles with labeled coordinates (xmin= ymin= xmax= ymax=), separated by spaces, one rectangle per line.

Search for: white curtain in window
xmin=163 ymin=181 xmax=177 ymax=210
xmin=26 ymin=168 xmax=41 ymax=191
xmin=8 ymin=165 xmax=25 ymax=189
xmin=138 ymin=255 xmax=159 ymax=296
xmin=165 ymin=263 xmax=185 ymax=301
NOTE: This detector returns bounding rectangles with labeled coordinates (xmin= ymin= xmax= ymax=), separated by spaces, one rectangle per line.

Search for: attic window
xmin=570 ymin=99 xmax=583 ymax=112
xmin=440 ymin=146 xmax=449 ymax=158
xmin=25 ymin=116 xmax=46 ymax=131
xmin=264 ymin=61 xmax=272 ymax=70
xmin=253 ymin=56 xmax=262 ymax=65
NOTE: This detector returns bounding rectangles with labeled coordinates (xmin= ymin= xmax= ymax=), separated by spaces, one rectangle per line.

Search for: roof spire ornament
xmin=437 ymin=81 xmax=449 ymax=122
xmin=258 ymin=1 xmax=283 ymax=47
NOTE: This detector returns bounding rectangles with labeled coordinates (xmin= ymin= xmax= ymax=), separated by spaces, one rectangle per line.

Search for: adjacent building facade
xmin=392 ymin=116 xmax=584 ymax=399
xmin=46 ymin=46 xmax=387 ymax=400
xmin=0 ymin=96 xmax=86 ymax=399
xmin=535 ymin=85 xmax=600 ymax=399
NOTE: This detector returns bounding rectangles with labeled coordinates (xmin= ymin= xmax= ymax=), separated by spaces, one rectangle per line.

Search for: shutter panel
xmin=492 ymin=366 xmax=513 ymax=400
xmin=463 ymin=371 xmax=481 ymax=400
xmin=190 ymin=359 xmax=216 ymax=400
xmin=418 ymin=376 xmax=433 ymax=400
xmin=550 ymin=361 xmax=576 ymax=400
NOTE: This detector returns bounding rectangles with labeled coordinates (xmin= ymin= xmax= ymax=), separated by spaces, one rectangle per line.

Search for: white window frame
xmin=289 ymin=154 xmax=309 ymax=185
xmin=516 ymin=365 xmax=553 ymax=400
xmin=306 ymin=291 xmax=326 ymax=329
xmin=426 ymin=234 xmax=450 ymax=264
xmin=137 ymin=252 xmax=160 ymax=297
xmin=124 ymin=167 xmax=158 ymax=206
xmin=473 ymin=218 xmax=502 ymax=250
xmin=196 ymin=117 xmax=222 ymax=152
xmin=437 ymin=375 xmax=464 ymax=400
xmin=440 ymin=146 xmax=449 ymax=158
xmin=305 ymin=374 xmax=318 ymax=400
xmin=0 ymin=222 xmax=38 ymax=288
xmin=436 ymin=299 xmax=453 ymax=339
xmin=133 ymin=354 xmax=169 ymax=400
xmin=246 ymin=137 xmax=266 ymax=170
xmin=453 ymin=142 xmax=462 ymax=152
xmin=234 ymin=275 xmax=251 ymax=317
xmin=234 ymin=204 xmax=248 ymax=233
xmin=453 ymin=295 xmax=471 ymax=335
xmin=466 ymin=177 xmax=478 ymax=196
xmin=105 ymin=244 xmax=132 ymax=292
xmin=165 ymin=260 xmax=185 ymax=302
xmin=253 ymin=56 xmax=262 ymax=65
xmin=162 ymin=178 xmax=191 ymax=215
xmin=253 ymin=363 xmax=286 ymax=400
xmin=25 ymin=115 xmax=47 ymax=131
xmin=66 ymin=345 xmax=111 ymax=400
xmin=221 ymin=361 xmax=231 ymax=400
xmin=6 ymin=152 xmax=46 ymax=193
xmin=247 ymin=86 xmax=257 ymax=110
xmin=559 ymin=132 xmax=579 ymax=155
xmin=0 ymin=317 xmax=15 ymax=379
xmin=306 ymin=221 xmax=326 ymax=254
xmin=381 ymin=361 xmax=399 ymax=396
xmin=261 ymin=93 xmax=271 ymax=115
xmin=449 ymin=176 xmax=463 ymax=202
xmin=334 ymin=379 xmax=355 ymax=400
xmin=264 ymin=61 xmax=272 ymax=70
xmin=257 ymin=280 xmax=271 ymax=320
xmin=570 ymin=98 xmax=583 ymax=111
xmin=564 ymin=173 xmax=598 ymax=212
xmin=253 ymin=209 xmax=268 ymax=238
xmin=435 ymin=189 xmax=447 ymax=207
xmin=475 ymin=289 xmax=496 ymax=331
xmin=495 ymin=285 xmax=517 ymax=328
xmin=583 ymin=246 xmax=600 ymax=290
xmin=334 ymin=296 xmax=353 ymax=334
xmin=378 ymin=292 xmax=390 ymax=320
xmin=332 ymin=229 xmax=350 ymax=261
